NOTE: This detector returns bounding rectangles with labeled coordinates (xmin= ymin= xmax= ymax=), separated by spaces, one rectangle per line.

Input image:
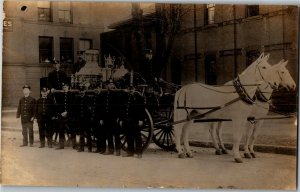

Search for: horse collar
xmin=233 ymin=76 xmax=255 ymax=105
xmin=255 ymin=87 xmax=270 ymax=102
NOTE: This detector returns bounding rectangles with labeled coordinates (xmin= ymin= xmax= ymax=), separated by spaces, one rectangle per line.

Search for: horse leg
xmin=249 ymin=120 xmax=263 ymax=158
xmin=183 ymin=121 xmax=193 ymax=158
xmin=232 ymin=120 xmax=247 ymax=163
xmin=216 ymin=122 xmax=228 ymax=154
xmin=243 ymin=121 xmax=254 ymax=159
xmin=209 ymin=122 xmax=222 ymax=155
xmin=174 ymin=123 xmax=185 ymax=158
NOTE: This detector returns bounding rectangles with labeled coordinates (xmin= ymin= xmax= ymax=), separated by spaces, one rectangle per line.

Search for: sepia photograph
xmin=1 ymin=0 xmax=298 ymax=190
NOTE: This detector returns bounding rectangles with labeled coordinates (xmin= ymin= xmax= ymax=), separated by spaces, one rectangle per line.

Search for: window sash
xmin=246 ymin=5 xmax=259 ymax=17
xmin=58 ymin=10 xmax=71 ymax=23
xmin=79 ymin=39 xmax=92 ymax=52
xmin=205 ymin=4 xmax=215 ymax=25
xmin=39 ymin=37 xmax=53 ymax=63
xmin=38 ymin=8 xmax=51 ymax=22
xmin=60 ymin=38 xmax=74 ymax=64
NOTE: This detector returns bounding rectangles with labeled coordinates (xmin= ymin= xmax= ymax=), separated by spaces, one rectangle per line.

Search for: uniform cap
xmin=41 ymin=87 xmax=48 ymax=92
xmin=144 ymin=49 xmax=152 ymax=54
xmin=22 ymin=84 xmax=31 ymax=90
xmin=62 ymin=82 xmax=69 ymax=87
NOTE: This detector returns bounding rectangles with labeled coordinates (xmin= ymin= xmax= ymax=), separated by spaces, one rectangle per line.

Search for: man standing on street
xmin=17 ymin=85 xmax=36 ymax=147
xmin=73 ymin=85 xmax=92 ymax=152
xmin=36 ymin=87 xmax=55 ymax=148
xmin=120 ymin=86 xmax=145 ymax=158
xmin=55 ymin=82 xmax=74 ymax=149
xmin=47 ymin=60 xmax=67 ymax=92
xmin=98 ymin=80 xmax=121 ymax=155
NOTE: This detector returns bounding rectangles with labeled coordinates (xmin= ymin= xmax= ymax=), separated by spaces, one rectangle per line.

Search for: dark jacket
xmin=17 ymin=96 xmax=36 ymax=123
xmin=120 ymin=90 xmax=145 ymax=121
xmin=35 ymin=97 xmax=55 ymax=121
xmin=98 ymin=90 xmax=119 ymax=119
xmin=73 ymin=94 xmax=91 ymax=120
xmin=90 ymin=93 xmax=101 ymax=121
xmin=47 ymin=70 xmax=67 ymax=90
xmin=54 ymin=91 xmax=74 ymax=117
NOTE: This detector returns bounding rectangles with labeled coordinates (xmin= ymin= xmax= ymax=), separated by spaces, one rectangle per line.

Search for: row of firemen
xmin=17 ymin=61 xmax=146 ymax=158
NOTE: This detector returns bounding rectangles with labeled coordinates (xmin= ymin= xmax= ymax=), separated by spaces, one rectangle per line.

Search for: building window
xmin=204 ymin=4 xmax=215 ymax=25
xmin=246 ymin=5 xmax=259 ymax=17
xmin=58 ymin=2 xmax=72 ymax=23
xmin=78 ymin=39 xmax=92 ymax=55
xmin=37 ymin=1 xmax=52 ymax=22
xmin=60 ymin=38 xmax=74 ymax=64
xmin=39 ymin=36 xmax=53 ymax=63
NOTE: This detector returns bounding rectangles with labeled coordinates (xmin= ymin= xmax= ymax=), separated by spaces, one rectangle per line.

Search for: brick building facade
xmin=2 ymin=1 xmax=131 ymax=106
xmin=102 ymin=4 xmax=298 ymax=86
xmin=173 ymin=4 xmax=298 ymax=85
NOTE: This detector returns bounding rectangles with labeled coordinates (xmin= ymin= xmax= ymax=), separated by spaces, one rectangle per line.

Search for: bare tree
xmin=131 ymin=3 xmax=192 ymax=78
xmin=155 ymin=4 xmax=191 ymax=76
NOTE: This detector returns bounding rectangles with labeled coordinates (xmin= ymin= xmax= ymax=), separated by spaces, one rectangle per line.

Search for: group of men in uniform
xmin=17 ymin=60 xmax=146 ymax=158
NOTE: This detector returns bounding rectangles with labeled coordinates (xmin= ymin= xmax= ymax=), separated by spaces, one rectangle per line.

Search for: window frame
xmin=204 ymin=4 xmax=216 ymax=25
xmin=37 ymin=1 xmax=52 ymax=22
xmin=60 ymin=37 xmax=74 ymax=64
xmin=39 ymin=36 xmax=53 ymax=64
xmin=245 ymin=5 xmax=259 ymax=18
xmin=58 ymin=2 xmax=72 ymax=24
xmin=78 ymin=39 xmax=93 ymax=55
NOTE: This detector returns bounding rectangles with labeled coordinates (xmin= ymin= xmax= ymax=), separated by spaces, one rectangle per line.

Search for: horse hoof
xmin=215 ymin=149 xmax=222 ymax=155
xmin=244 ymin=153 xmax=252 ymax=159
xmin=186 ymin=153 xmax=193 ymax=158
xmin=251 ymin=153 xmax=256 ymax=158
xmin=178 ymin=153 xmax=186 ymax=158
xmin=234 ymin=158 xmax=243 ymax=163
xmin=222 ymin=149 xmax=229 ymax=154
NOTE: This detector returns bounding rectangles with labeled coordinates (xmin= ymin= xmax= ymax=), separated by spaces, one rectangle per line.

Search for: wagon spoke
xmin=154 ymin=129 xmax=164 ymax=137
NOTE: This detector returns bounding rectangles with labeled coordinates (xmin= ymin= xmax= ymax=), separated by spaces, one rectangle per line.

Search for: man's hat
xmin=62 ymin=82 xmax=69 ymax=87
xmin=22 ymin=84 xmax=31 ymax=90
xmin=144 ymin=49 xmax=152 ymax=54
xmin=41 ymin=87 xmax=48 ymax=93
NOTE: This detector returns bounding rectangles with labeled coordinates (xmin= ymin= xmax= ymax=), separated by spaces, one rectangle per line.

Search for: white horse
xmin=209 ymin=59 xmax=294 ymax=157
xmin=173 ymin=53 xmax=280 ymax=163
xmin=243 ymin=60 xmax=296 ymax=158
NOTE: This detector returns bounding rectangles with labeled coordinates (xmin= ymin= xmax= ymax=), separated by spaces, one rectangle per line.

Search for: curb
xmin=190 ymin=141 xmax=297 ymax=156
xmin=2 ymin=127 xmax=39 ymax=134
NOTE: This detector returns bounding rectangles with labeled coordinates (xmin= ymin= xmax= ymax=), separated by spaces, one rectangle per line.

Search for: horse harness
xmin=174 ymin=76 xmax=260 ymax=125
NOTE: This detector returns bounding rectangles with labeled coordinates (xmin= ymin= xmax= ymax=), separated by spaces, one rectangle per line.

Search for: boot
xmin=39 ymin=143 xmax=45 ymax=148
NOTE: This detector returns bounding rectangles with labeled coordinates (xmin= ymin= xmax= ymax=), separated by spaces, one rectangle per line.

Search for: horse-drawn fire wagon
xmin=57 ymin=50 xmax=295 ymax=163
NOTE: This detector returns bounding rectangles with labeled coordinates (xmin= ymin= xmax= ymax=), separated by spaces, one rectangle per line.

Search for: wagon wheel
xmin=152 ymin=94 xmax=176 ymax=151
xmin=119 ymin=109 xmax=153 ymax=152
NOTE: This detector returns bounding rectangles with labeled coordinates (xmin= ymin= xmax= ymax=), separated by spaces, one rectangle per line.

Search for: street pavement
xmin=1 ymin=130 xmax=297 ymax=190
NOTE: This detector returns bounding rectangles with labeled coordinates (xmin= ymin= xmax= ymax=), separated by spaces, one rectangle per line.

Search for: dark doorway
xmin=205 ymin=54 xmax=217 ymax=85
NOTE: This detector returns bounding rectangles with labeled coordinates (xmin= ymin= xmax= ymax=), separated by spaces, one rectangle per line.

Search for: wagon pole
xmin=247 ymin=115 xmax=295 ymax=123
xmin=173 ymin=97 xmax=241 ymax=125
xmin=52 ymin=88 xmax=130 ymax=94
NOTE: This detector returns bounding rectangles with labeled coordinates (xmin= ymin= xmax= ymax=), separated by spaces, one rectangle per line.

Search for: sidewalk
xmin=2 ymin=108 xmax=297 ymax=155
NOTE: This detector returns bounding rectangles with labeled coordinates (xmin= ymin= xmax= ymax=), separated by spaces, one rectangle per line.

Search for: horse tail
xmin=173 ymin=85 xmax=189 ymax=123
